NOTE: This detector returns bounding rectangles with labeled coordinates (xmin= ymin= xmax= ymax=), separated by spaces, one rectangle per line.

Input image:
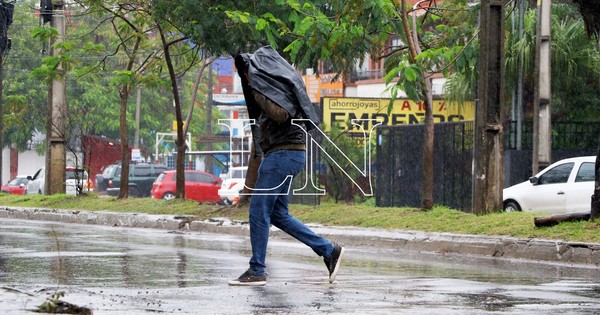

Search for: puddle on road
xmin=2 ymin=219 xmax=600 ymax=314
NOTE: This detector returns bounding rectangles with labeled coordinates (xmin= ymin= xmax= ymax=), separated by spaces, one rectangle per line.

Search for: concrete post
xmin=46 ymin=0 xmax=66 ymax=194
xmin=473 ymin=0 xmax=506 ymax=214
xmin=205 ymin=66 xmax=213 ymax=173
xmin=134 ymin=56 xmax=142 ymax=149
xmin=532 ymin=0 xmax=552 ymax=174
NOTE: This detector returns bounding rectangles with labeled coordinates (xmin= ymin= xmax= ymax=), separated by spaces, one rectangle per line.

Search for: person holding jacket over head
xmin=229 ymin=46 xmax=344 ymax=286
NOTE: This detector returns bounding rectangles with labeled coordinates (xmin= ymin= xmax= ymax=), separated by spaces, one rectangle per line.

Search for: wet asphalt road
xmin=1 ymin=218 xmax=600 ymax=314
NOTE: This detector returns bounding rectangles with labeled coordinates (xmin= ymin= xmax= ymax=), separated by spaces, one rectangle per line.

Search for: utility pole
xmin=511 ymin=0 xmax=526 ymax=150
xmin=205 ymin=65 xmax=213 ymax=173
xmin=473 ymin=0 xmax=506 ymax=214
xmin=532 ymin=0 xmax=552 ymax=173
xmin=45 ymin=0 xmax=67 ymax=194
xmin=134 ymin=56 xmax=142 ymax=149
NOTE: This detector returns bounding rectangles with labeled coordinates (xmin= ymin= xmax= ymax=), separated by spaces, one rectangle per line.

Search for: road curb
xmin=1 ymin=206 xmax=599 ymax=267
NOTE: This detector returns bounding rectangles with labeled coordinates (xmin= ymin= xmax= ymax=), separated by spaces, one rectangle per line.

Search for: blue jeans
xmin=248 ymin=150 xmax=334 ymax=276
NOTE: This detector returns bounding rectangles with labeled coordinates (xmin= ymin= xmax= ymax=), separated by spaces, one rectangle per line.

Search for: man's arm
xmin=251 ymin=89 xmax=289 ymax=123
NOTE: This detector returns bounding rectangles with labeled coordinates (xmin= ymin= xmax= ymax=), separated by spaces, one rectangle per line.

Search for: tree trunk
xmin=157 ymin=23 xmax=186 ymax=199
xmin=421 ymin=81 xmax=434 ymax=210
xmin=0 ymin=54 xmax=3 ymax=184
xmin=117 ymin=84 xmax=130 ymax=199
xmin=116 ymin=37 xmax=141 ymax=199
xmin=400 ymin=0 xmax=436 ymax=210
xmin=592 ymin=134 xmax=600 ymax=219
xmin=534 ymin=212 xmax=590 ymax=227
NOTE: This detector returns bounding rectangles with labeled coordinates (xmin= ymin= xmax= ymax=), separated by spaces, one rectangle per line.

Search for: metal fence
xmin=375 ymin=121 xmax=474 ymax=211
xmin=376 ymin=120 xmax=598 ymax=211
xmin=505 ymin=121 xmax=600 ymax=150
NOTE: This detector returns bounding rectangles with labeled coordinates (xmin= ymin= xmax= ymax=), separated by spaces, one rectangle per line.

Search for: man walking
xmin=229 ymin=46 xmax=344 ymax=287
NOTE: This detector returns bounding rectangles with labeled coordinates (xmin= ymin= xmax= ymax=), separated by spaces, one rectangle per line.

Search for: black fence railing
xmin=347 ymin=69 xmax=385 ymax=82
xmin=505 ymin=121 xmax=600 ymax=150
xmin=376 ymin=120 xmax=598 ymax=211
xmin=375 ymin=121 xmax=474 ymax=211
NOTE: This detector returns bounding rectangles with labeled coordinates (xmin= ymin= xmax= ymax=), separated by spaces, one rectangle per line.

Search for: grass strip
xmin=1 ymin=193 xmax=598 ymax=244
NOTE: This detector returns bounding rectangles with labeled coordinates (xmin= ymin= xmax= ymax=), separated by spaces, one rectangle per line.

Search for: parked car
xmin=1 ymin=176 xmax=30 ymax=195
xmin=106 ymin=163 xmax=171 ymax=197
xmin=503 ymin=156 xmax=596 ymax=213
xmin=27 ymin=167 xmax=93 ymax=195
xmin=218 ymin=166 xmax=248 ymax=205
xmin=150 ymin=170 xmax=222 ymax=203
xmin=26 ymin=168 xmax=45 ymax=195
xmin=65 ymin=168 xmax=93 ymax=195
xmin=95 ymin=164 xmax=119 ymax=194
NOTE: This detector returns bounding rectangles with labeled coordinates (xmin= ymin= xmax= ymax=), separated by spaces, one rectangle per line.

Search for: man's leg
xmin=270 ymin=195 xmax=345 ymax=283
xmin=229 ymin=156 xmax=282 ymax=286
xmin=247 ymin=188 xmax=277 ymax=276
xmin=271 ymin=195 xmax=332 ymax=257
xmin=247 ymin=152 xmax=292 ymax=276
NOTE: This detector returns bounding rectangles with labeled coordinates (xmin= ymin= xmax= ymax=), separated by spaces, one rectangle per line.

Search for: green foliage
xmin=2 ymin=0 xmax=48 ymax=150
xmin=162 ymin=0 xmax=398 ymax=76
xmin=3 ymin=0 xmax=217 ymax=163
xmin=385 ymin=58 xmax=427 ymax=101
xmin=384 ymin=0 xmax=479 ymax=106
xmin=31 ymin=26 xmax=58 ymax=42
xmin=320 ymin=122 xmax=376 ymax=203
xmin=110 ymin=70 xmax=136 ymax=86
xmin=37 ymin=291 xmax=65 ymax=313
xmin=450 ymin=2 xmax=600 ymax=121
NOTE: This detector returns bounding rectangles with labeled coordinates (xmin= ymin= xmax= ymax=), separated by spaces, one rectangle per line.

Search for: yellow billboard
xmin=321 ymin=97 xmax=475 ymax=133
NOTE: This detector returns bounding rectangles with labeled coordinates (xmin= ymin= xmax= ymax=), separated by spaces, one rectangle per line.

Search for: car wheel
xmin=162 ymin=192 xmax=176 ymax=200
xmin=504 ymin=200 xmax=521 ymax=212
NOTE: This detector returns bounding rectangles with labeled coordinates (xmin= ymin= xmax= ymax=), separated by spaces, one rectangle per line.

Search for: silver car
xmin=27 ymin=167 xmax=92 ymax=195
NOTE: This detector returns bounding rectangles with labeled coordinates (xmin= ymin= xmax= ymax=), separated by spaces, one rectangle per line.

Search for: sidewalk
xmin=1 ymin=205 xmax=599 ymax=267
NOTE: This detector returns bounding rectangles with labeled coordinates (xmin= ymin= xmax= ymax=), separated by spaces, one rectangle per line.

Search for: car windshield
xmin=66 ymin=170 xmax=88 ymax=180
xmin=155 ymin=173 xmax=167 ymax=183
xmin=231 ymin=169 xmax=247 ymax=178
xmin=8 ymin=177 xmax=28 ymax=186
xmin=102 ymin=165 xmax=116 ymax=176
xmin=538 ymin=162 xmax=573 ymax=184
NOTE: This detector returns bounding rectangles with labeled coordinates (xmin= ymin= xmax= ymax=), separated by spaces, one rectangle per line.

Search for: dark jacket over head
xmin=235 ymin=46 xmax=320 ymax=154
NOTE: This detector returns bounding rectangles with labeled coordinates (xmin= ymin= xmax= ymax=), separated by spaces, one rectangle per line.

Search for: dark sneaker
xmin=323 ymin=243 xmax=345 ymax=283
xmin=228 ymin=269 xmax=267 ymax=286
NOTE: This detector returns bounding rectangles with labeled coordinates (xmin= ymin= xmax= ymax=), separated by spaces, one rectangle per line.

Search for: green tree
xmin=161 ymin=0 xmax=399 ymax=204
xmin=74 ymin=0 xmax=228 ymax=199
xmin=3 ymin=0 xmax=48 ymax=150
xmin=446 ymin=2 xmax=600 ymax=122
xmin=505 ymin=3 xmax=600 ymax=121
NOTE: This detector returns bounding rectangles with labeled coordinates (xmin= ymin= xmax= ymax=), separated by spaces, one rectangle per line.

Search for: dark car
xmin=106 ymin=163 xmax=171 ymax=197
xmin=95 ymin=164 xmax=119 ymax=194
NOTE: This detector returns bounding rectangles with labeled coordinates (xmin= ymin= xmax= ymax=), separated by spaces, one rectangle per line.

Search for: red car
xmin=1 ymin=176 xmax=30 ymax=195
xmin=151 ymin=170 xmax=222 ymax=203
